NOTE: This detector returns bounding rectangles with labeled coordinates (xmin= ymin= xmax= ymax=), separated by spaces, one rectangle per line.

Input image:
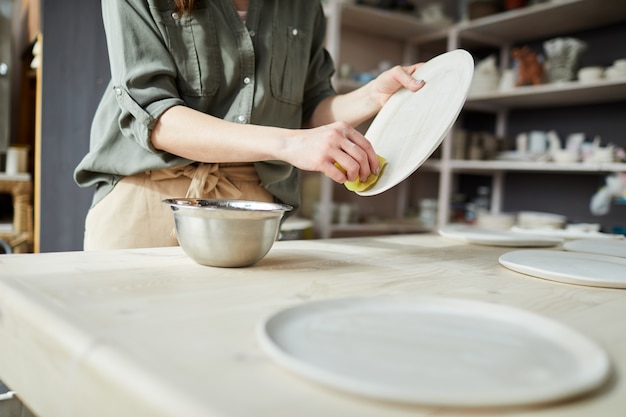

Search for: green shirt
xmin=74 ymin=0 xmax=336 ymax=209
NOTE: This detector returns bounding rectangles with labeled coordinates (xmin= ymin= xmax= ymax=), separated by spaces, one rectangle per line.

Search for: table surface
xmin=1 ymin=233 xmax=625 ymax=417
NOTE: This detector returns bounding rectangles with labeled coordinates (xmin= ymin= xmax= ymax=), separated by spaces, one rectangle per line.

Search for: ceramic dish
xmin=499 ymin=249 xmax=626 ymax=289
xmin=439 ymin=224 xmax=561 ymax=247
xmin=358 ymin=49 xmax=474 ymax=196
xmin=257 ymin=296 xmax=610 ymax=407
xmin=563 ymin=238 xmax=626 ymax=258
xmin=511 ymin=226 xmax=622 ymax=240
xmin=516 ymin=211 xmax=566 ymax=229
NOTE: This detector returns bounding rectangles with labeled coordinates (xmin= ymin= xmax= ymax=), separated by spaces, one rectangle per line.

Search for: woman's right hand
xmin=282 ymin=121 xmax=380 ymax=185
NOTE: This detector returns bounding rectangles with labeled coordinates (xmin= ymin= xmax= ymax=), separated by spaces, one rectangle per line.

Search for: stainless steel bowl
xmin=163 ymin=198 xmax=292 ymax=267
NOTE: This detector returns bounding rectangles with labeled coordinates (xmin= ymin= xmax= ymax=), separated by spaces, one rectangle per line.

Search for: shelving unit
xmin=316 ymin=0 xmax=626 ymax=238
xmin=439 ymin=0 xmax=626 ymax=227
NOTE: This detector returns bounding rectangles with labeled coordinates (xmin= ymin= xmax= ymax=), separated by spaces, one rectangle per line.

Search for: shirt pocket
xmin=270 ymin=22 xmax=311 ymax=105
xmin=159 ymin=9 xmax=220 ymax=97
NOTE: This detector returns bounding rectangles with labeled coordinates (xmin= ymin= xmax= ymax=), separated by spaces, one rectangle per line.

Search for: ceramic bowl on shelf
xmin=477 ymin=212 xmax=517 ymax=230
xmin=577 ymin=66 xmax=604 ymax=83
xmin=604 ymin=59 xmax=626 ymax=80
xmin=605 ymin=66 xmax=626 ymax=80
xmin=588 ymin=147 xmax=615 ymax=163
xmin=551 ymin=150 xmax=579 ymax=163
xmin=163 ymin=198 xmax=292 ymax=267
xmin=613 ymin=58 xmax=626 ymax=72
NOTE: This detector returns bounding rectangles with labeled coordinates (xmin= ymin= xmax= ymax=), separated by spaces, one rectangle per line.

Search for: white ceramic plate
xmin=439 ymin=224 xmax=561 ymax=247
xmin=511 ymin=226 xmax=622 ymax=241
xmin=564 ymin=238 xmax=626 ymax=258
xmin=358 ymin=49 xmax=474 ymax=196
xmin=257 ymin=297 xmax=610 ymax=407
xmin=499 ymin=249 xmax=626 ymax=288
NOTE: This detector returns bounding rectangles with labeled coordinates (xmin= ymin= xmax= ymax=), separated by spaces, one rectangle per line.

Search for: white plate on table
xmin=439 ymin=224 xmax=561 ymax=247
xmin=358 ymin=49 xmax=474 ymax=196
xmin=511 ymin=226 xmax=622 ymax=240
xmin=257 ymin=297 xmax=609 ymax=407
xmin=564 ymin=238 xmax=626 ymax=258
xmin=499 ymin=249 xmax=626 ymax=288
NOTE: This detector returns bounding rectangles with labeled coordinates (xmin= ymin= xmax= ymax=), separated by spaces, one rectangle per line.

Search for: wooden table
xmin=1 ymin=234 xmax=625 ymax=417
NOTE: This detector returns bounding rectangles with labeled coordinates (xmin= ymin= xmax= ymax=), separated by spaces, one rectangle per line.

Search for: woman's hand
xmin=282 ymin=121 xmax=380 ymax=185
xmin=305 ymin=62 xmax=425 ymax=130
xmin=370 ymin=63 xmax=425 ymax=108
xmin=295 ymin=63 xmax=425 ymax=184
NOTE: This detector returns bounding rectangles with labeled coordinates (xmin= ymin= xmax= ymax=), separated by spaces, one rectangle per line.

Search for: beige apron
xmin=84 ymin=163 xmax=274 ymax=250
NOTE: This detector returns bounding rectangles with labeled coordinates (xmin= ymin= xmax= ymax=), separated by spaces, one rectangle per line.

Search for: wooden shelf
xmin=423 ymin=159 xmax=626 ymax=174
xmin=337 ymin=0 xmax=626 ymax=49
xmin=465 ymin=78 xmax=626 ymax=110
xmin=336 ymin=4 xmax=451 ymax=40
xmin=325 ymin=73 xmax=622 ymax=99
xmin=456 ymin=0 xmax=626 ymax=46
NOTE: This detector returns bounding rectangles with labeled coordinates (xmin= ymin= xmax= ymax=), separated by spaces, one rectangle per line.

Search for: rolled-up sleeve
xmin=103 ymin=0 xmax=184 ymax=153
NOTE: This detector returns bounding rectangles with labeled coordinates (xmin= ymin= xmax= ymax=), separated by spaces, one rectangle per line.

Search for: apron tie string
xmin=150 ymin=163 xmax=244 ymax=200
xmin=150 ymin=163 xmax=245 ymax=238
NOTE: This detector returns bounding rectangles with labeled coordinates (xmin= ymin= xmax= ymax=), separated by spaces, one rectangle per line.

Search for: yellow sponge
xmin=335 ymin=155 xmax=387 ymax=192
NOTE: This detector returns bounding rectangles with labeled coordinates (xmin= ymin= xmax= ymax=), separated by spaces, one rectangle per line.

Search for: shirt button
xmin=237 ymin=115 xmax=247 ymax=123
xmin=291 ymin=28 xmax=299 ymax=36
xmin=249 ymin=30 xmax=256 ymax=37
xmin=243 ymin=76 xmax=251 ymax=85
xmin=171 ymin=12 xmax=180 ymax=20
xmin=115 ymin=87 xmax=122 ymax=96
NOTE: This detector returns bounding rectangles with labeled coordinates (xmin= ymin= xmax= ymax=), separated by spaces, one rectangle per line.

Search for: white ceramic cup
xmin=5 ymin=146 xmax=28 ymax=175
xmin=528 ymin=131 xmax=548 ymax=154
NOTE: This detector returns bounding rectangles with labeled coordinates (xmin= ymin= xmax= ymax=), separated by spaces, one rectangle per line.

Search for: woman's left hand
xmin=303 ymin=63 xmax=425 ymax=132
xmin=371 ymin=63 xmax=425 ymax=108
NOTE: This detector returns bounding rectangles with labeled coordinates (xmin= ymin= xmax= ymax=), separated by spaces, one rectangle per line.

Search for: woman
xmin=74 ymin=0 xmax=424 ymax=250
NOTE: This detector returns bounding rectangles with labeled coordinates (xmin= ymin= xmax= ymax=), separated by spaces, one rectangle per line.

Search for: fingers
xmin=404 ymin=62 xmax=425 ymax=76
xmin=398 ymin=63 xmax=425 ymax=92
xmin=339 ymin=125 xmax=379 ymax=183
xmin=374 ymin=64 xmax=425 ymax=103
xmin=285 ymin=122 xmax=378 ymax=185
xmin=318 ymin=122 xmax=377 ymax=185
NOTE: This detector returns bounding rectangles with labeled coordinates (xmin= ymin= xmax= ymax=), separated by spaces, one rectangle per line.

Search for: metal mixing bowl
xmin=163 ymin=198 xmax=292 ymax=267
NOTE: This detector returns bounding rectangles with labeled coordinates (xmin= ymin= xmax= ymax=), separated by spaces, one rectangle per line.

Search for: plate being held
xmin=358 ymin=49 xmax=474 ymax=196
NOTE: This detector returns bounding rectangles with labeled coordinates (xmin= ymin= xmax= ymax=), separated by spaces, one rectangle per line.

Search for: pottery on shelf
xmin=469 ymin=55 xmax=500 ymax=94
xmin=577 ymin=66 xmax=604 ymax=83
xmin=512 ymin=46 xmax=544 ymax=86
xmin=543 ymin=37 xmax=587 ymax=83
xmin=604 ymin=58 xmax=626 ymax=80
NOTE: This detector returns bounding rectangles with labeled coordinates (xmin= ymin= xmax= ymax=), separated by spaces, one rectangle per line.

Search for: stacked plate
xmin=439 ymin=224 xmax=561 ymax=247
xmin=517 ymin=211 xmax=566 ymax=229
xmin=499 ymin=237 xmax=626 ymax=289
xmin=511 ymin=225 xmax=623 ymax=241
